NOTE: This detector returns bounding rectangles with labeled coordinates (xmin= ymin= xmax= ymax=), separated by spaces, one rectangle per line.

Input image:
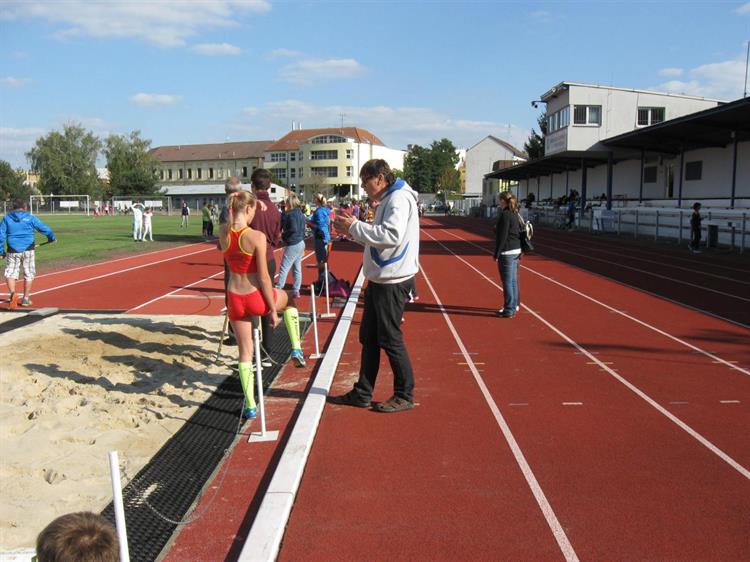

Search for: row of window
xmin=643 ymin=160 xmax=703 ymax=183
xmin=547 ymin=105 xmax=666 ymax=131
xmin=273 ymin=165 xmax=354 ymax=180
xmin=271 ymin=149 xmax=355 ymax=162
xmin=158 ymin=166 xmax=256 ymax=181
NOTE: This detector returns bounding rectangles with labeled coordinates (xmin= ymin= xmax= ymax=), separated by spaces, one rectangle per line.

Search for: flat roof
xmin=540 ymin=81 xmax=726 ymax=103
xmin=485 ymin=151 xmax=614 ymax=181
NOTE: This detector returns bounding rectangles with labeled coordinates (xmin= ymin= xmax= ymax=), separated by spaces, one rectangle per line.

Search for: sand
xmin=0 ymin=313 xmax=228 ymax=550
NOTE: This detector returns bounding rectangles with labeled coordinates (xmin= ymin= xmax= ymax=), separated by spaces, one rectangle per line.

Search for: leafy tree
xmin=430 ymin=138 xmax=459 ymax=176
xmin=27 ymin=123 xmax=101 ymax=196
xmin=524 ymin=112 xmax=547 ymax=160
xmin=403 ymin=144 xmax=434 ymax=192
xmin=0 ymin=160 xmax=30 ymax=201
xmin=391 ymin=168 xmax=404 ymax=179
xmin=436 ymin=167 xmax=461 ymax=193
xmin=104 ymin=131 xmax=159 ymax=196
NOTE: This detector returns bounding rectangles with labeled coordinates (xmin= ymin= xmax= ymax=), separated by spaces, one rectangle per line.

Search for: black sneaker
xmin=327 ymin=390 xmax=371 ymax=408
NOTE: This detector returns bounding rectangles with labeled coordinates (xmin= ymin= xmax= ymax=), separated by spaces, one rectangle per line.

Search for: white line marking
xmin=31 ymin=247 xmax=216 ymax=296
xmin=720 ymin=400 xmax=741 ymax=404
xmin=33 ymin=241 xmax=209 ymax=278
xmin=419 ymin=264 xmax=579 ymax=561
xmin=164 ymin=294 xmax=225 ymax=300
xmin=424 ymin=230 xmax=750 ymax=481
xmin=562 ymin=402 xmax=583 ymax=406
xmin=440 ymin=229 xmax=750 ymax=377
xmin=127 ymin=270 xmax=224 ymax=312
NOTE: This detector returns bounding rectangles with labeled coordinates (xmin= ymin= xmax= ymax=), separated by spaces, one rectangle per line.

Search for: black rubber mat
xmin=101 ymin=315 xmax=311 ymax=562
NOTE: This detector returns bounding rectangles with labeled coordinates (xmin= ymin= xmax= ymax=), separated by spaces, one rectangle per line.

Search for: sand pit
xmin=0 ymin=313 xmax=228 ymax=550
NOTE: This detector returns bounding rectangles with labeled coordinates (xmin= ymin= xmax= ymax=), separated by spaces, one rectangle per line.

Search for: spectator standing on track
xmin=275 ymin=194 xmax=306 ymax=298
xmin=180 ymin=201 xmax=190 ymax=228
xmin=689 ymin=202 xmax=703 ymax=253
xmin=143 ymin=207 xmax=154 ymax=241
xmin=201 ymin=200 xmax=212 ymax=239
xmin=308 ymin=193 xmax=330 ymax=289
xmin=220 ymin=190 xmax=306 ymax=418
xmin=36 ymin=511 xmax=118 ymax=562
xmin=494 ymin=191 xmax=521 ymax=318
xmin=329 ymin=159 xmax=420 ymax=413
xmin=250 ymin=168 xmax=282 ymax=364
xmin=1 ymin=199 xmax=57 ymax=309
xmin=131 ymin=200 xmax=144 ymax=241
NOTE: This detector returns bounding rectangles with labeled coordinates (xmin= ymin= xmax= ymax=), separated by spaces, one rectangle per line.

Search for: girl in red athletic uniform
xmin=219 ymin=190 xmax=306 ymax=419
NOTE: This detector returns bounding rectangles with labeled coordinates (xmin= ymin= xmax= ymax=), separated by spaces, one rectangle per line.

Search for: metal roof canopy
xmin=603 ymin=96 xmax=750 ymax=154
xmin=485 ymin=151 xmax=613 ymax=181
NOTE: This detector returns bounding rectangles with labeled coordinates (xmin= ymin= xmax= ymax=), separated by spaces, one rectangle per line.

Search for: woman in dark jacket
xmin=275 ymin=195 xmax=306 ymax=297
xmin=494 ymin=191 xmax=521 ymax=318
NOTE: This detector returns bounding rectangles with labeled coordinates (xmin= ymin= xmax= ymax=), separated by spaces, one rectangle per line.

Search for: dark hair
xmin=692 ymin=202 xmax=701 ymax=210
xmin=251 ymin=168 xmax=272 ymax=191
xmin=12 ymin=198 xmax=27 ymax=210
xmin=359 ymin=159 xmax=396 ymax=186
xmin=36 ymin=512 xmax=118 ymax=562
xmin=498 ymin=191 xmax=518 ymax=213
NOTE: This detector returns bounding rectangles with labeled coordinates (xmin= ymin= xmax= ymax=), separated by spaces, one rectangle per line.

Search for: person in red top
xmin=249 ymin=169 xmax=281 ymax=358
xmin=219 ymin=190 xmax=305 ymax=419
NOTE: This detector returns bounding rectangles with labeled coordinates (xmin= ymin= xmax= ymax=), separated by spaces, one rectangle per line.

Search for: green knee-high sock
xmin=283 ymin=307 xmax=301 ymax=351
xmin=238 ymin=362 xmax=256 ymax=410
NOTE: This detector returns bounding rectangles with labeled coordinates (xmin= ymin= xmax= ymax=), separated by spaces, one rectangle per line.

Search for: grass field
xmin=2 ymin=213 xmax=209 ymax=270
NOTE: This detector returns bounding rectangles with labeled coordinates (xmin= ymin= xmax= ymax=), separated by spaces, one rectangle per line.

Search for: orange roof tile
xmin=266 ymin=127 xmax=385 ymax=152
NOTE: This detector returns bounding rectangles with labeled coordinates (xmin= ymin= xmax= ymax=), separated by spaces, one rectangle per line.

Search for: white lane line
xmin=32 ymin=241 xmax=209 ymax=278
xmin=127 ymin=270 xmax=224 ymax=312
xmin=562 ymin=402 xmax=583 ymax=406
xmin=30 ymin=247 xmax=216 ymax=296
xmin=164 ymin=294 xmax=226 ymax=299
xmin=720 ymin=400 xmax=741 ymax=404
xmin=440 ymin=229 xmax=750 ymax=376
xmin=425 ymin=230 xmax=750 ymax=481
xmin=419 ymin=264 xmax=579 ymax=562
xmin=443 ymin=227 xmax=750 ymax=330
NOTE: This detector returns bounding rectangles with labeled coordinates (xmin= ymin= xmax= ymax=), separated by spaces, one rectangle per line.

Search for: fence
xmin=527 ymin=205 xmax=748 ymax=253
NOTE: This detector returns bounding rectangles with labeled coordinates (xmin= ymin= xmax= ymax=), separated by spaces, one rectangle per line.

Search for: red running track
xmin=279 ymin=216 xmax=749 ymax=561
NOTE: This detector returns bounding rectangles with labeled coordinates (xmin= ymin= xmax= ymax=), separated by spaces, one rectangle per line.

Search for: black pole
xmin=677 ymin=148 xmax=685 ymax=208
xmin=580 ymin=158 xmax=587 ymax=222
xmin=606 ymin=151 xmax=613 ymax=211
xmin=537 ymin=176 xmax=540 ymax=200
xmin=731 ymin=132 xmax=738 ymax=209
xmin=566 ymin=166 xmax=569 ymax=198
xmin=639 ymin=148 xmax=645 ymax=203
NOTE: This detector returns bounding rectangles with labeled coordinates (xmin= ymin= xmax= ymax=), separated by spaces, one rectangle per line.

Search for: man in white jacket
xmin=329 ymin=159 xmax=419 ymax=413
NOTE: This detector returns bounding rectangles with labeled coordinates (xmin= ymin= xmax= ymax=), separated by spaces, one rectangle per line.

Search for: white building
xmin=263 ymin=126 xmax=405 ymax=202
xmin=487 ymin=82 xmax=748 ymax=211
xmin=465 ymin=135 xmax=526 ymax=199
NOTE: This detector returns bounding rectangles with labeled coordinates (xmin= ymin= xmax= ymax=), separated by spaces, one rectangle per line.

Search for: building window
xmin=547 ymin=106 xmax=570 ymax=133
xmin=209 ymin=168 xmax=214 ymax=179
xmin=290 ymin=168 xmax=296 ymax=179
xmin=685 ymin=161 xmax=702 ymax=181
xmin=637 ymin=107 xmax=666 ymax=127
xmin=346 ymin=166 xmax=353 ymax=177
xmin=187 ymin=168 xmax=192 ymax=179
xmin=179 ymin=169 xmax=184 ymax=179
xmin=290 ymin=152 xmax=296 ymax=161
xmin=299 ymin=152 xmax=304 ymax=160
xmin=311 ymin=135 xmax=346 ymax=144
xmin=168 ymin=169 xmax=173 ymax=180
xmin=270 ymin=152 xmax=287 ymax=162
xmin=311 ymin=150 xmax=338 ymax=160
xmin=346 ymin=149 xmax=353 ymax=159
xmin=197 ymin=168 xmax=202 ymax=179
xmin=311 ymin=166 xmax=338 ymax=178
xmin=159 ymin=170 xmax=164 ymax=180
xmin=643 ymin=166 xmax=657 ymax=183
xmin=573 ymin=105 xmax=601 ymax=126
xmin=277 ymin=168 xmax=287 ymax=179
xmin=242 ymin=166 xmax=248 ymax=177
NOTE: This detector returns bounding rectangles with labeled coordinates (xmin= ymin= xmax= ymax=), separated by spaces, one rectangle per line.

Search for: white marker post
xmin=320 ymin=263 xmax=335 ymax=319
xmin=309 ymin=284 xmax=323 ymax=359
xmin=108 ymin=451 xmax=131 ymax=562
xmin=249 ymin=326 xmax=278 ymax=443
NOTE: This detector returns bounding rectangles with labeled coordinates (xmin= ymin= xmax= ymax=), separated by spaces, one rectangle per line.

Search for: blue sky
xmin=1 ymin=0 xmax=749 ymax=168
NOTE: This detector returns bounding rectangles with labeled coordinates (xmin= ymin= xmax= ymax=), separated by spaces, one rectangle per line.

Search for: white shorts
xmin=4 ymin=250 xmax=36 ymax=280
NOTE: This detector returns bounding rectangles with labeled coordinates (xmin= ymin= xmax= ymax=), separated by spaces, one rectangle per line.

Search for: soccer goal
xmin=29 ymin=194 xmax=91 ymax=215
xmin=111 ymin=195 xmax=172 ymax=215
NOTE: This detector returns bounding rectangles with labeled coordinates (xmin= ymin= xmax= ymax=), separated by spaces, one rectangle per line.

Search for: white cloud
xmin=658 ymin=67 xmax=683 ymax=78
xmin=236 ymin=100 xmax=530 ymax=151
xmin=131 ymin=93 xmax=181 ymax=107
xmin=655 ymin=55 xmax=747 ymax=100
xmin=1 ymin=76 xmax=30 ymax=87
xmin=0 ymin=127 xmax=48 ymax=168
xmin=2 ymin=0 xmax=271 ymax=48
xmin=270 ymin=48 xmax=303 ymax=58
xmin=191 ymin=42 xmax=242 ymax=55
xmin=735 ymin=2 xmax=750 ymax=14
xmin=279 ymin=58 xmax=365 ymax=85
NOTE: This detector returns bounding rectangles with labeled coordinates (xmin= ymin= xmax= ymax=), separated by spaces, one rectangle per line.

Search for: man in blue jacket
xmin=1 ymin=199 xmax=56 ymax=309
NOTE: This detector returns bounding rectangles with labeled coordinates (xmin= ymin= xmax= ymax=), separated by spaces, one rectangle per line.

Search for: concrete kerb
xmin=238 ymin=266 xmax=366 ymax=562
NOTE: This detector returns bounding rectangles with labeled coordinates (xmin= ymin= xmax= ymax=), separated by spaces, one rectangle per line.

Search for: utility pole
xmin=745 ymin=40 xmax=749 ymax=98
xmin=339 ymin=113 xmax=346 ymax=129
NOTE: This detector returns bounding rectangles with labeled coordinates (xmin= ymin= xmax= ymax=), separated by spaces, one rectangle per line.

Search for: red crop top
xmin=224 ymin=227 xmax=258 ymax=274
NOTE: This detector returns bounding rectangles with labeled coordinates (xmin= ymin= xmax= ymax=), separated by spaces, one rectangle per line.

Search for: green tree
xmin=27 ymin=123 xmax=102 ymax=196
xmin=436 ymin=167 xmax=461 ymax=193
xmin=391 ymin=168 xmax=404 ymax=179
xmin=105 ymin=131 xmax=159 ymax=196
xmin=524 ymin=112 xmax=547 ymax=160
xmin=430 ymin=138 xmax=459 ymax=176
xmin=0 ymin=160 xmax=30 ymax=201
xmin=403 ymin=144 xmax=434 ymax=192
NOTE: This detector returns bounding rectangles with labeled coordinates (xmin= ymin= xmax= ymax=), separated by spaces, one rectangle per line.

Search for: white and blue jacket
xmin=349 ymin=179 xmax=419 ymax=284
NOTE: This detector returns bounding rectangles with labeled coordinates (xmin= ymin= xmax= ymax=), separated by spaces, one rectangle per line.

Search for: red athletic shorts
xmin=227 ymin=290 xmax=276 ymax=321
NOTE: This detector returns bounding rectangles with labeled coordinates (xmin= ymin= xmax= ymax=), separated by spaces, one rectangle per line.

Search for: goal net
xmin=29 ymin=194 xmax=91 ymax=215
xmin=111 ymin=196 xmax=172 ymax=215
